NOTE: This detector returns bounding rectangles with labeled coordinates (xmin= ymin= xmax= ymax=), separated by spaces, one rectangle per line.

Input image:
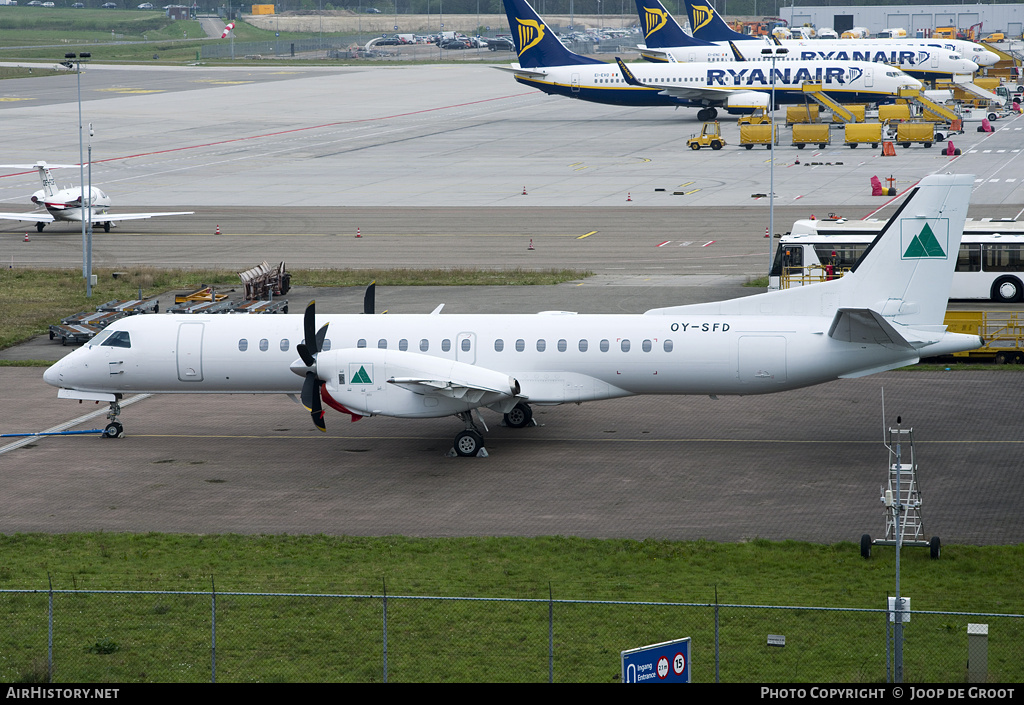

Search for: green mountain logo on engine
xmin=350 ymin=365 xmax=372 ymax=384
xmin=901 ymin=221 xmax=948 ymax=259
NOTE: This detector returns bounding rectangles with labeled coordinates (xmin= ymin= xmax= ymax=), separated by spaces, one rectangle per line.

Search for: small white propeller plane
xmin=44 ymin=174 xmax=983 ymax=456
xmin=0 ymin=161 xmax=193 ymax=232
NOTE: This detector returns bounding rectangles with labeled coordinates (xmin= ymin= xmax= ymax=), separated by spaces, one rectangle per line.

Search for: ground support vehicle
xmin=943 ymin=311 xmax=1024 ymax=363
xmin=843 ymin=122 xmax=882 ymax=148
xmin=791 ymin=123 xmax=830 ymax=149
xmin=896 ymin=121 xmax=935 ymax=148
xmin=739 ymin=123 xmax=777 ymax=149
xmin=786 ymin=104 xmax=819 ymax=126
xmin=686 ymin=122 xmax=725 ymax=150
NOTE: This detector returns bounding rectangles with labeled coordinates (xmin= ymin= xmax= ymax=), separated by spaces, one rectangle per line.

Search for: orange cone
xmin=810 ymin=214 xmax=816 ymax=220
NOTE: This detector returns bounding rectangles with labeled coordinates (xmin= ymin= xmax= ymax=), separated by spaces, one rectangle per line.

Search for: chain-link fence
xmin=1 ymin=589 xmax=1020 ymax=683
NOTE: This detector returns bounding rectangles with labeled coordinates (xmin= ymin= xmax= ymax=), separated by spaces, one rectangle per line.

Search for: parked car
xmin=138 ymin=2 xmax=153 ymax=7
xmin=102 ymin=2 xmax=118 ymax=6
xmin=72 ymin=2 xmax=85 ymax=6
xmin=364 ymin=7 xmax=380 ymax=12
xmin=486 ymin=37 xmax=515 ymax=51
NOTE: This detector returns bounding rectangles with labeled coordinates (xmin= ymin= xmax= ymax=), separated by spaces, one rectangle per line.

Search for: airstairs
xmin=897 ymin=86 xmax=958 ymax=123
xmin=800 ymin=82 xmax=859 ymax=123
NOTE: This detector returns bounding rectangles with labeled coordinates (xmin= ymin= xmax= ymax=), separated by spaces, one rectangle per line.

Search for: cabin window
xmin=461 ymin=338 xmax=471 ymax=352
xmin=101 ymin=331 xmax=131 ymax=348
xmin=259 ymin=338 xmax=269 ymax=352
xmin=600 ymin=339 xmax=610 ymax=352
xmin=536 ymin=339 xmax=546 ymax=352
xmin=357 ymin=339 xmax=367 ymax=348
xmin=642 ymin=339 xmax=652 ymax=353
xmin=441 ymin=339 xmax=451 ymax=352
xmin=399 ymin=339 xmax=408 ymax=351
xmin=664 ymin=339 xmax=674 ymax=353
xmin=238 ymin=338 xmax=248 ymax=352
xmin=494 ymin=339 xmax=504 ymax=352
xmin=578 ymin=339 xmax=588 ymax=352
xmin=513 ymin=339 xmax=524 ymax=352
xmin=322 ymin=339 xmax=331 ymax=351
xmin=280 ymin=339 xmax=289 ymax=352
xmin=620 ymin=339 xmax=631 ymax=353
xmin=378 ymin=338 xmax=387 ymax=349
xmin=557 ymin=339 xmax=567 ymax=352
xmin=420 ymin=339 xmax=429 ymax=352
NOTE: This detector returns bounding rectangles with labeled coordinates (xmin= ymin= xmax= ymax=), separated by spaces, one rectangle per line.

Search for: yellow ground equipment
xmin=791 ymin=123 xmax=831 ymax=149
xmin=687 ymin=121 xmax=725 ymax=150
xmin=844 ymin=122 xmax=882 ymax=148
xmin=943 ymin=311 xmax=1024 ymax=364
xmin=786 ymin=104 xmax=819 ymax=126
xmin=878 ymin=104 xmax=911 ymax=122
xmin=739 ymin=124 xmax=778 ymax=149
xmin=738 ymin=108 xmax=771 ymax=126
xmin=896 ymin=122 xmax=935 ymax=148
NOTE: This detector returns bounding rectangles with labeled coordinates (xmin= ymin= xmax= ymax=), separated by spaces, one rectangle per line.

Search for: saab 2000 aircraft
xmin=497 ymin=0 xmax=920 ymax=121
xmin=682 ymin=0 xmax=999 ymax=70
xmin=635 ymin=0 xmax=979 ymax=82
xmin=0 ymin=162 xmax=192 ymax=232
xmin=44 ymin=174 xmax=982 ymax=457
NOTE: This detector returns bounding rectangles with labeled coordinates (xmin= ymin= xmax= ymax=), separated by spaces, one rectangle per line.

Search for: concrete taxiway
xmin=1 ymin=62 xmax=1022 ymax=542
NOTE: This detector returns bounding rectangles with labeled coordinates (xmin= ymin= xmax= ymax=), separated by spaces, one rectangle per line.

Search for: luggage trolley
xmin=860 ymin=424 xmax=941 ymax=559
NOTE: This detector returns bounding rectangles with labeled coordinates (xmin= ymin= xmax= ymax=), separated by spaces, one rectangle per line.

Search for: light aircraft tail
xmin=502 ymin=0 xmax=604 ymax=68
xmin=1 ymin=161 xmax=75 ymax=200
xmin=684 ymin=0 xmax=752 ymax=43
xmin=635 ymin=0 xmax=715 ymax=49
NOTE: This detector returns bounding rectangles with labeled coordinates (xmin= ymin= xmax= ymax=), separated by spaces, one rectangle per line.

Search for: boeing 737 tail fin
xmin=636 ymin=0 xmax=716 ymax=49
xmin=684 ymin=0 xmax=752 ymax=43
xmin=502 ymin=0 xmax=604 ymax=68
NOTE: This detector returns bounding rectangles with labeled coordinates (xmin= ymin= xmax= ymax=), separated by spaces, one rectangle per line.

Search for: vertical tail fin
xmin=635 ymin=0 xmax=716 ymax=49
xmin=33 ymin=161 xmax=59 ymax=199
xmin=837 ymin=173 xmax=974 ymax=326
xmin=502 ymin=0 xmax=603 ymax=68
xmin=684 ymin=0 xmax=752 ymax=43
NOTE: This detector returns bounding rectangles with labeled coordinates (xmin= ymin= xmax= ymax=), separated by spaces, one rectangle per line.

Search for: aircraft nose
xmin=43 ymin=358 xmax=65 ymax=387
xmin=979 ymin=51 xmax=999 ymax=66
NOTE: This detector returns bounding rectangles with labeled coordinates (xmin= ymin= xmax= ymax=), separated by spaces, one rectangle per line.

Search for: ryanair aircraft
xmin=636 ymin=0 xmax=978 ymax=81
xmin=682 ymin=0 xmax=999 ymax=70
xmin=497 ymin=0 xmax=921 ymax=121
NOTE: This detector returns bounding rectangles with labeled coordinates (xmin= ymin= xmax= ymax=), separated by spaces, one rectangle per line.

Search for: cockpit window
xmin=101 ymin=331 xmax=131 ymax=348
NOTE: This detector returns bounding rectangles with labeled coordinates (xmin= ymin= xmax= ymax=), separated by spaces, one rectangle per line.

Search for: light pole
xmin=761 ymin=46 xmax=788 ymax=274
xmin=65 ymin=51 xmax=92 ymax=297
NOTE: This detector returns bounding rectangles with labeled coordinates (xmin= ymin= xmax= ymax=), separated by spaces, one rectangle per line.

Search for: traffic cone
xmin=215 ymin=225 xmax=221 ymax=235
xmin=627 ymin=192 xmax=632 ymax=202
xmin=764 ymin=227 xmax=769 ymax=238
xmin=810 ymin=214 xmax=816 ymax=220
xmin=522 ymin=186 xmax=527 ymax=195
xmin=882 ymin=141 xmax=896 ymax=157
xmin=24 ymin=233 xmax=29 ymax=242
xmin=356 ymin=228 xmax=361 ymax=238
xmin=528 ymin=239 xmax=535 ymax=251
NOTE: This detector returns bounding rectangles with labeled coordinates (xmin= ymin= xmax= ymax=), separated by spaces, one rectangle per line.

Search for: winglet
xmin=771 ymin=34 xmax=782 ymax=46
xmin=728 ymin=41 xmax=745 ymax=61
xmin=615 ymin=57 xmax=645 ymax=87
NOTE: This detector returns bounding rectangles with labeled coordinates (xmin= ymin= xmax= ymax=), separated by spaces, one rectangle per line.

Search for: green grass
xmin=0 ymin=267 xmax=589 ymax=351
xmin=0 ymin=535 xmax=1022 ymax=682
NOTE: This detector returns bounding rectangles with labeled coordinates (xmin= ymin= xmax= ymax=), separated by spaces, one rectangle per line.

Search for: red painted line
xmin=656 ymin=240 xmax=671 ymax=247
xmin=863 ymin=179 xmax=921 ymax=219
xmin=0 ymin=92 xmax=536 ymax=178
xmin=702 ymin=240 xmax=716 ymax=247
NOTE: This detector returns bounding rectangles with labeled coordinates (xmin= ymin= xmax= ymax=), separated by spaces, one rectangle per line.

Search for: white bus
xmin=769 ymin=217 xmax=1024 ymax=302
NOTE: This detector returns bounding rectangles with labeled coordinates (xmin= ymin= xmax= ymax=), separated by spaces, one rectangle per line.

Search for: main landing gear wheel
xmin=453 ymin=430 xmax=485 ymax=457
xmin=36 ymin=222 xmax=45 ymax=232
xmin=103 ymin=421 xmax=124 ymax=439
xmin=503 ymin=402 xmax=533 ymax=429
xmin=103 ymin=222 xmax=111 ymax=232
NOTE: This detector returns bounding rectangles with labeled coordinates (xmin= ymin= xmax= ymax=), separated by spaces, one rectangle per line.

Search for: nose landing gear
xmin=103 ymin=401 xmax=124 ymax=438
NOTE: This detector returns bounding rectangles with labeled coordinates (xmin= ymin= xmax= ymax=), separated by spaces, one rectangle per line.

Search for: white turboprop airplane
xmin=0 ymin=162 xmax=193 ymax=232
xmin=497 ymin=0 xmax=921 ymax=121
xmin=634 ymin=0 xmax=980 ymax=82
xmin=44 ymin=174 xmax=982 ymax=456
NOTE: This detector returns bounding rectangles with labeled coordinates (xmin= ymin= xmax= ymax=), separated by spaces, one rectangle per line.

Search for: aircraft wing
xmin=614 ymin=57 xmax=732 ymax=101
xmin=388 ymin=375 xmax=525 ymax=405
xmin=0 ymin=212 xmax=54 ymax=224
xmin=93 ymin=211 xmax=194 ymax=222
xmin=492 ymin=65 xmax=549 ymax=79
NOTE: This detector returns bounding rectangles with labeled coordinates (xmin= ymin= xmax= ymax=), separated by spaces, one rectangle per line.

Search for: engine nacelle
xmin=317 ymin=348 xmax=520 ymax=419
xmin=725 ymin=91 xmax=771 ymax=114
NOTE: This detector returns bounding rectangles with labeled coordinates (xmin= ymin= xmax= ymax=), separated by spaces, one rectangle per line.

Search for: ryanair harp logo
xmin=690 ymin=4 xmax=715 ymax=32
xmin=643 ymin=7 xmax=669 ymax=38
xmin=515 ymin=17 xmax=545 ymax=57
xmin=901 ymin=221 xmax=948 ymax=259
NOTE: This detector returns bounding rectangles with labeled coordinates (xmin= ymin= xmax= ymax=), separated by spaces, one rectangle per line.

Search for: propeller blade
xmin=363 ymin=281 xmax=375 ymax=315
xmin=314 ymin=323 xmax=329 ymax=353
xmin=300 ymin=371 xmax=318 ymax=410
xmin=311 ymin=407 xmax=326 ymax=433
xmin=296 ymin=343 xmax=315 ymax=368
xmin=303 ymin=300 xmax=316 ymax=354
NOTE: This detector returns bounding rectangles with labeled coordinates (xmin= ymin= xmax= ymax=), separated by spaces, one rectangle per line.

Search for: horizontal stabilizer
xmin=828 ymin=308 xmax=914 ymax=350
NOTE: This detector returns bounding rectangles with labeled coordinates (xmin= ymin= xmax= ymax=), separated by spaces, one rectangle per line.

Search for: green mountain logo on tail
xmin=902 ymin=221 xmax=948 ymax=259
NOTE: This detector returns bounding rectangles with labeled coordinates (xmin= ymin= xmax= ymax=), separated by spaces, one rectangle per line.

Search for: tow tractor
xmin=687 ymin=121 xmax=725 ymax=151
